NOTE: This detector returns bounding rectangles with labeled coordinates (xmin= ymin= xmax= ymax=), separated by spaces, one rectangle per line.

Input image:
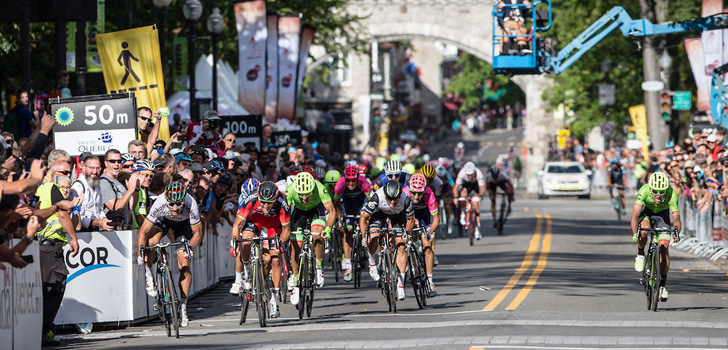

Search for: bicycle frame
xmin=291 ymin=226 xmax=316 ymax=319
xmin=378 ymin=226 xmax=400 ymax=313
xmin=637 ymin=225 xmax=678 ymax=312
xmin=235 ymin=235 xmax=278 ymax=327
xmin=345 ymin=214 xmax=364 ymax=288
xmin=494 ymin=191 xmax=508 ymax=235
xmin=457 ymin=197 xmax=477 ymax=245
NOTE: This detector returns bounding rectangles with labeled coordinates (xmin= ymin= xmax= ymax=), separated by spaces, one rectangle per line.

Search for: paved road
xmin=55 ymin=129 xmax=728 ymax=349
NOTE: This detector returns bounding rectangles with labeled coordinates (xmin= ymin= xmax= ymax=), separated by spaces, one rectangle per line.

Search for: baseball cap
xmin=175 ymin=153 xmax=193 ymax=163
xmin=287 ymin=146 xmax=297 ymax=153
xmin=202 ymin=162 xmax=216 ymax=172
xmin=706 ymin=134 xmax=718 ymax=143
xmin=169 ymin=148 xmax=183 ymax=157
xmin=191 ymin=163 xmax=203 ymax=172
xmin=203 ymin=110 xmax=221 ymax=120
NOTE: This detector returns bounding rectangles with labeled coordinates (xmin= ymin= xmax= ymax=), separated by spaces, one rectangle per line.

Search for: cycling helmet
xmin=384 ymin=180 xmax=402 ymax=199
xmin=344 ymin=159 xmax=358 ymax=167
xmin=121 ymin=153 xmax=136 ymax=162
xmin=383 ymin=160 xmax=402 ymax=176
xmin=357 ymin=164 xmax=368 ymax=176
xmin=403 ymin=163 xmax=416 ymax=175
xmin=210 ymin=159 xmax=226 ymax=172
xmin=314 ymin=167 xmax=326 ymax=181
xmin=490 ymin=165 xmax=500 ymax=177
xmin=218 ymin=173 xmax=233 ymax=186
xmin=294 ymin=172 xmax=315 ymax=194
xmin=464 ymin=161 xmax=476 ymax=175
xmin=420 ymin=164 xmax=436 ymax=180
xmin=344 ymin=165 xmax=359 ymax=180
xmin=648 ymin=172 xmax=669 ymax=191
xmin=241 ymin=178 xmax=260 ymax=196
xmin=609 ymin=158 xmax=620 ymax=166
xmin=165 ymin=182 xmax=187 ymax=202
xmin=257 ymin=181 xmax=279 ymax=202
xmin=422 ymin=154 xmax=431 ymax=162
xmin=134 ymin=159 xmax=155 ymax=172
xmin=325 ymin=169 xmax=341 ymax=184
xmin=301 ymin=165 xmax=316 ymax=179
xmin=456 ymin=142 xmax=464 ymax=149
xmin=435 ymin=165 xmax=448 ymax=178
xmin=409 ymin=174 xmax=427 ymax=193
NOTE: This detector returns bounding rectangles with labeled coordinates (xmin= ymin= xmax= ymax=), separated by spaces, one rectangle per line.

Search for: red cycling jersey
xmin=236 ymin=194 xmax=291 ymax=235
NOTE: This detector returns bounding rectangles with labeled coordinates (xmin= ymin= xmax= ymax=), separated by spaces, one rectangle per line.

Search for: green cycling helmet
xmin=325 ymin=170 xmax=341 ymax=185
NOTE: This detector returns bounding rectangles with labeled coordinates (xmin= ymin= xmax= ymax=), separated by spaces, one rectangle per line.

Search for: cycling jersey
xmin=439 ymin=172 xmax=455 ymax=187
xmin=236 ymin=194 xmax=291 ymax=236
xmin=403 ymin=186 xmax=438 ymax=216
xmin=456 ymin=168 xmax=486 ymax=187
xmin=371 ymin=171 xmax=409 ymax=192
xmin=145 ymin=194 xmax=201 ymax=226
xmin=333 ymin=176 xmax=371 ymax=202
xmin=634 ymin=184 xmax=679 ymax=215
xmin=427 ymin=176 xmax=444 ymax=197
xmin=608 ymin=165 xmax=626 ymax=184
xmin=364 ymin=188 xmax=415 ymax=217
xmin=237 ymin=192 xmax=249 ymax=211
xmin=485 ymin=170 xmax=510 ymax=184
xmin=285 ymin=179 xmax=333 ymax=211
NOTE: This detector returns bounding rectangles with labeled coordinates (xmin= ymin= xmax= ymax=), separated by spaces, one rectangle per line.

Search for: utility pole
xmin=640 ymin=0 xmax=669 ymax=151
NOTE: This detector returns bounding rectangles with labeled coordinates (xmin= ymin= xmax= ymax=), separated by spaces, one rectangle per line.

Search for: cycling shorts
xmin=341 ymin=199 xmax=366 ymax=228
xmin=153 ymin=219 xmax=194 ymax=241
xmin=291 ymin=204 xmax=327 ymax=241
xmin=638 ymin=207 xmax=673 ymax=244
xmin=368 ymin=210 xmax=408 ymax=238
xmin=241 ymin=220 xmax=281 ymax=238
xmin=487 ymin=179 xmax=512 ymax=194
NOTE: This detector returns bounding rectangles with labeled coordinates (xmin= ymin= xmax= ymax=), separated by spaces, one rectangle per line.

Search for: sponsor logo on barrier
xmin=65 ymin=247 xmax=121 ymax=284
xmin=0 ymin=269 xmax=10 ymax=330
xmin=12 ymin=269 xmax=42 ymax=321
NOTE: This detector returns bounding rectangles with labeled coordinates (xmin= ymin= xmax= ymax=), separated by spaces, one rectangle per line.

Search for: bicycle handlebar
xmin=140 ymin=239 xmax=192 ymax=260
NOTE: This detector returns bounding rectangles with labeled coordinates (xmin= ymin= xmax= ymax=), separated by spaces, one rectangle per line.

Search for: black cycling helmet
xmin=257 ymin=181 xmax=279 ymax=202
xmin=384 ymin=180 xmax=402 ymax=199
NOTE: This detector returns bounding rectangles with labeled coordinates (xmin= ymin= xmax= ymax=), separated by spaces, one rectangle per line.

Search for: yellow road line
xmin=506 ymin=213 xmax=553 ymax=310
xmin=497 ymin=141 xmax=504 ymax=146
xmin=469 ymin=347 xmax=485 ymax=350
xmin=483 ymin=214 xmax=542 ymax=311
xmin=486 ymin=141 xmax=494 ymax=146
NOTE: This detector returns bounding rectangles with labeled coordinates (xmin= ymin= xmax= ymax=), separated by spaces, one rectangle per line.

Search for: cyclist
xmin=454 ymin=142 xmax=465 ymax=161
xmin=631 ymin=172 xmax=681 ymax=302
xmin=453 ymin=162 xmax=485 ymax=238
xmin=403 ymin=174 xmax=439 ymax=297
xmin=333 ymin=165 xmax=372 ymax=282
xmin=485 ymin=162 xmax=515 ymax=232
xmin=229 ymin=178 xmax=260 ymax=294
xmin=286 ymin=172 xmax=336 ymax=305
xmin=360 ymin=180 xmax=415 ymax=300
xmin=232 ymin=181 xmax=291 ymax=318
xmin=372 ymin=160 xmax=408 ymax=191
xmin=324 ymin=170 xmax=341 ymax=199
xmin=137 ymin=182 xmax=203 ymax=328
xmin=608 ymin=158 xmax=627 ymax=216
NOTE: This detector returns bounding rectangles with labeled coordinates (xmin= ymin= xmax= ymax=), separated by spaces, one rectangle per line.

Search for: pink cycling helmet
xmin=344 ymin=165 xmax=359 ymax=180
xmin=409 ymin=173 xmax=427 ymax=193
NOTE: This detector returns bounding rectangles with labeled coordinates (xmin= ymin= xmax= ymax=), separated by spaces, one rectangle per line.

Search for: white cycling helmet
xmin=422 ymin=154 xmax=431 ymax=162
xmin=464 ymin=161 xmax=476 ymax=175
xmin=383 ymin=160 xmax=402 ymax=176
xmin=457 ymin=142 xmax=464 ymax=149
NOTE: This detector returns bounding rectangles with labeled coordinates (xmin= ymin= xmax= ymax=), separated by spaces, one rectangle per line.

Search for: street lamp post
xmin=183 ymin=0 xmax=202 ymax=121
xmin=207 ymin=8 xmax=224 ymax=111
xmin=153 ymin=0 xmax=173 ymax=78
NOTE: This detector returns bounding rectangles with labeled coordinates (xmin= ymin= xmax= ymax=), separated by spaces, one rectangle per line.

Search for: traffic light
xmin=660 ymin=90 xmax=672 ymax=121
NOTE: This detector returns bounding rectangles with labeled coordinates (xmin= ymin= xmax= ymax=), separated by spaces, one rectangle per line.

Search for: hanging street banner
xmin=629 ymin=104 xmax=649 ymax=160
xmin=264 ymin=13 xmax=279 ymax=123
xmin=49 ymin=93 xmax=138 ymax=156
xmin=97 ymin=25 xmax=170 ymax=141
xmin=235 ymin=0 xmax=267 ymax=115
xmin=173 ymin=37 xmax=188 ymax=91
xmin=220 ymin=114 xmax=263 ymax=149
xmin=277 ymin=15 xmax=301 ymax=122
xmin=66 ymin=0 xmax=105 ymax=73
xmin=295 ymin=26 xmax=315 ymax=116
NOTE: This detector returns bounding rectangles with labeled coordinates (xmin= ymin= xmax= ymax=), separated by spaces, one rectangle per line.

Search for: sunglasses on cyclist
xmin=386 ymin=196 xmax=400 ymax=202
xmin=138 ymin=116 xmax=152 ymax=122
xmin=168 ymin=201 xmax=183 ymax=207
xmin=386 ymin=174 xmax=399 ymax=179
xmin=410 ymin=190 xmax=424 ymax=196
xmin=122 ymin=164 xmax=133 ymax=169
xmin=345 ymin=179 xmax=357 ymax=184
xmin=138 ymin=172 xmax=154 ymax=178
xmin=299 ymin=193 xmax=312 ymax=199
xmin=651 ymin=189 xmax=666 ymax=195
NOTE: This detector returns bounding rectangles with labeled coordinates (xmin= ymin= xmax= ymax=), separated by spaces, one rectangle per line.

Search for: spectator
xmin=5 ymin=89 xmax=39 ymax=146
xmin=69 ymin=155 xmax=112 ymax=231
xmin=157 ymin=153 xmax=176 ymax=175
xmin=186 ymin=110 xmax=224 ymax=150
xmin=42 ymin=149 xmax=70 ymax=183
xmin=147 ymin=171 xmax=171 ymax=203
xmin=128 ymin=139 xmax=146 ymax=160
xmin=262 ymin=124 xmax=274 ymax=148
xmin=131 ymin=160 xmax=155 ymax=229
xmin=178 ymin=169 xmax=195 ymax=191
xmin=47 ymin=70 xmax=72 ymax=99
xmin=121 ymin=153 xmax=136 ymax=172
xmin=100 ymin=149 xmax=139 ymax=226
xmin=176 ymin=153 xmax=193 ymax=172
xmin=707 ymin=134 xmax=724 ymax=162
xmin=137 ymin=107 xmax=161 ymax=157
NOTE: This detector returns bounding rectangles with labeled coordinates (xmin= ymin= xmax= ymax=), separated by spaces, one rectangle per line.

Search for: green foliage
xmin=445 ymin=52 xmax=523 ymax=113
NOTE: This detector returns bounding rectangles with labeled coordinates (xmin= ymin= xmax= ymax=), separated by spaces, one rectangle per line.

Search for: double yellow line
xmin=483 ymin=213 xmax=552 ymax=311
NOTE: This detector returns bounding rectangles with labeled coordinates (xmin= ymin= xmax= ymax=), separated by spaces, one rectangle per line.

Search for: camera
xmin=720 ymin=157 xmax=728 ymax=166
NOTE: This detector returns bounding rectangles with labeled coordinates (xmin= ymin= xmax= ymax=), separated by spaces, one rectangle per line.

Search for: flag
xmin=277 ymin=15 xmax=301 ymax=122
xmin=629 ymin=105 xmax=649 ymax=160
xmin=264 ymin=13 xmax=279 ymax=123
xmin=97 ymin=25 xmax=169 ymax=140
xmin=235 ymin=0 xmax=267 ymax=115
xmin=294 ymin=26 xmax=315 ymax=116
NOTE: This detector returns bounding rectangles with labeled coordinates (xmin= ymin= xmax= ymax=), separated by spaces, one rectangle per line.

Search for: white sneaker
xmin=659 ymin=286 xmax=669 ymax=301
xmin=369 ymin=263 xmax=380 ymax=281
xmin=316 ymin=269 xmax=325 ymax=288
xmin=145 ymin=276 xmax=157 ymax=297
xmin=397 ymin=285 xmax=406 ymax=300
xmin=269 ymin=300 xmax=280 ymax=318
xmin=290 ymin=288 xmax=300 ymax=306
xmin=229 ymin=281 xmax=243 ymax=295
xmin=475 ymin=230 xmax=482 ymax=240
xmin=460 ymin=212 xmax=466 ymax=225
xmin=180 ymin=305 xmax=189 ymax=327
xmin=287 ymin=274 xmax=295 ymax=292
xmin=344 ymin=269 xmax=352 ymax=282
xmin=634 ymin=255 xmax=646 ymax=272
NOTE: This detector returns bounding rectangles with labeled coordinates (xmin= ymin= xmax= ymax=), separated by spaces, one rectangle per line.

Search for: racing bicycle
xmin=457 ymin=197 xmax=479 ymax=245
xmin=493 ymin=191 xmax=508 ymax=235
xmin=637 ymin=225 xmax=679 ymax=312
xmin=330 ymin=218 xmax=345 ymax=283
xmin=345 ymin=214 xmax=366 ymax=289
xmin=378 ymin=225 xmax=400 ymax=313
xmin=407 ymin=226 xmax=430 ymax=309
xmin=235 ymin=235 xmax=278 ymax=327
xmin=292 ymin=223 xmax=317 ymax=319
xmin=610 ymin=185 xmax=626 ymax=221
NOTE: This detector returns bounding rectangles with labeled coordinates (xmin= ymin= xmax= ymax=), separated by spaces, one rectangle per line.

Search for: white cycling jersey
xmin=455 ymin=168 xmax=486 ymax=187
xmin=146 ymin=194 xmax=201 ymax=225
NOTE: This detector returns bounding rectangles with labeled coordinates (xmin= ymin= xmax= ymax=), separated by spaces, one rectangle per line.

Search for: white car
xmin=537 ymin=162 xmax=592 ymax=199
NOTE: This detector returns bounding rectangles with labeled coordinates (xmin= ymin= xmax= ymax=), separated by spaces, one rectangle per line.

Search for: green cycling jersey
xmin=634 ymin=184 xmax=679 ymax=214
xmin=285 ymin=179 xmax=333 ymax=211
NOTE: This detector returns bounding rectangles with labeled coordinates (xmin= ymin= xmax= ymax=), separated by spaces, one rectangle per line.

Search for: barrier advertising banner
xmin=295 ymin=26 xmax=315 ymax=114
xmin=0 ymin=241 xmax=42 ymax=350
xmin=277 ymin=15 xmax=301 ymax=122
xmin=220 ymin=114 xmax=263 ymax=148
xmin=50 ymin=93 xmax=138 ymax=156
xmin=235 ymin=0 xmax=268 ymax=115
xmin=265 ymin=13 xmax=279 ymax=123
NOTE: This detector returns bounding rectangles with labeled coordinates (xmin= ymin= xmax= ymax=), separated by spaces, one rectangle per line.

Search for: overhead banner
xmin=235 ymin=0 xmax=267 ymax=115
xmin=685 ymin=38 xmax=710 ymax=112
xmin=97 ymin=25 xmax=169 ymax=140
xmin=220 ymin=114 xmax=263 ymax=148
xmin=66 ymin=0 xmax=105 ymax=73
xmin=271 ymin=130 xmax=302 ymax=147
xmin=629 ymin=104 xmax=649 ymax=160
xmin=49 ymin=93 xmax=138 ymax=156
xmin=264 ymin=13 xmax=279 ymax=123
xmin=277 ymin=15 xmax=301 ymax=122
xmin=173 ymin=37 xmax=188 ymax=91
xmin=295 ymin=26 xmax=315 ymax=115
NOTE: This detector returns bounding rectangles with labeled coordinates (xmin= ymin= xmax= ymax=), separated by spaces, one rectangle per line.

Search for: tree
xmin=445 ymin=52 xmax=523 ymax=113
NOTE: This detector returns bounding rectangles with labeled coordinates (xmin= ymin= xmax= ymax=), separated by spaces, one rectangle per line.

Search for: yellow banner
xmin=629 ymin=104 xmax=649 ymax=159
xmin=557 ymin=128 xmax=570 ymax=149
xmin=97 ymin=26 xmax=169 ymax=141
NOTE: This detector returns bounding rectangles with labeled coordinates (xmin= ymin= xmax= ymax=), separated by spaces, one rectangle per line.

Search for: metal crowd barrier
xmin=673 ymin=194 xmax=728 ymax=261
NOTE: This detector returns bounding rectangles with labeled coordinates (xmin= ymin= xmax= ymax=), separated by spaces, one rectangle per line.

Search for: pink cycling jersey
xmin=334 ymin=175 xmax=371 ymax=200
xmin=403 ymin=186 xmax=439 ymax=215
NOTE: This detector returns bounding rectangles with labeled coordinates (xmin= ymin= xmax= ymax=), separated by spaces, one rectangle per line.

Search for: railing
xmin=673 ymin=195 xmax=728 ymax=261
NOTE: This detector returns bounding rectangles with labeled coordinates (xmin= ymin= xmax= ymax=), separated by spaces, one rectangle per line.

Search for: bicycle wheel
xmin=650 ymin=247 xmax=662 ymax=312
xmin=164 ymin=263 xmax=180 ymax=338
xmin=331 ymin=230 xmax=341 ymax=283
xmin=408 ymin=247 xmax=425 ymax=309
xmin=498 ymin=199 xmax=506 ymax=235
xmin=156 ymin=270 xmax=171 ymax=337
xmin=384 ymin=246 xmax=397 ymax=313
xmin=352 ymin=233 xmax=361 ymax=289
xmin=643 ymin=248 xmax=653 ymax=310
xmin=468 ymin=210 xmax=475 ymax=246
xmin=306 ymin=251 xmax=316 ymax=317
xmin=239 ymin=291 xmax=250 ymax=325
xmin=297 ymin=254 xmax=308 ymax=320
xmin=255 ymin=262 xmax=267 ymax=327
